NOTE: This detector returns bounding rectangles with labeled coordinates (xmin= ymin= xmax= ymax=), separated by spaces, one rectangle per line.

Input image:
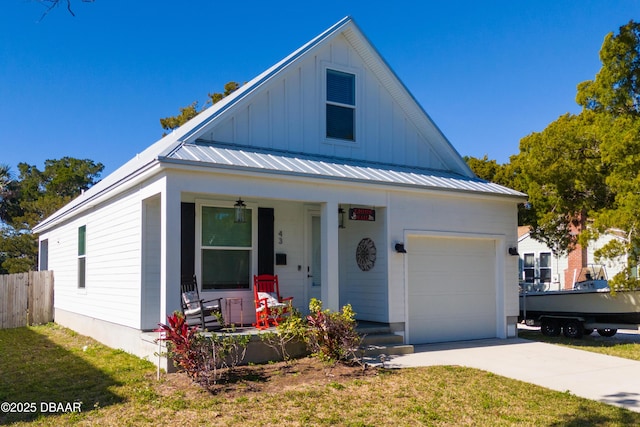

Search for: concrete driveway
xmin=384 ymin=329 xmax=640 ymax=413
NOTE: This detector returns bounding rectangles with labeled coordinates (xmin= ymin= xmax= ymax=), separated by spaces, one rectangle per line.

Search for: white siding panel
xmin=364 ymin=82 xmax=382 ymax=162
xmin=211 ymin=117 xmax=234 ymax=142
xmin=286 ymin=69 xmax=304 ymax=152
xmin=270 ymin=82 xmax=286 ymax=151
xmin=235 ymin=107 xmax=250 ymax=144
xmin=49 ymin=188 xmax=143 ymax=329
xmin=250 ymin=90 xmax=271 ymax=147
xmin=377 ymin=87 xmax=394 ymax=162
xmin=391 ymin=104 xmax=406 ymax=165
xmin=272 ymin=201 xmax=307 ymax=314
xmin=340 ymin=208 xmax=388 ymax=322
xmin=194 ymin=33 xmax=454 ymax=173
xmin=330 ymin=38 xmax=350 ymax=67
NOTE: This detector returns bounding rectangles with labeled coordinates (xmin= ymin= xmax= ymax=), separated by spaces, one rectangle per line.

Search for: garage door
xmin=407 ymin=236 xmax=496 ymax=344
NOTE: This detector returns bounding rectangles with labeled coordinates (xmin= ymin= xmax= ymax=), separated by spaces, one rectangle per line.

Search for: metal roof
xmin=162 ymin=142 xmax=525 ymax=198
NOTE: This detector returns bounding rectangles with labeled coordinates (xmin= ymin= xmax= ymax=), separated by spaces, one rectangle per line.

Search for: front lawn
xmin=518 ymin=327 xmax=640 ymax=361
xmin=1 ymin=324 xmax=638 ymax=426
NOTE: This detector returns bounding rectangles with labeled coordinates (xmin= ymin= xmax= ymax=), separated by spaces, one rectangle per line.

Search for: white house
xmin=33 ymin=17 xmax=526 ymax=364
xmin=518 ymin=226 xmax=627 ymax=291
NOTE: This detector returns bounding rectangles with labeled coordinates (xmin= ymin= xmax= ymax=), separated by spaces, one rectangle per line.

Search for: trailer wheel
xmin=583 ymin=328 xmax=594 ymax=336
xmin=597 ymin=328 xmax=617 ymax=337
xmin=563 ymin=320 xmax=584 ymax=338
xmin=541 ymin=319 xmax=560 ymax=337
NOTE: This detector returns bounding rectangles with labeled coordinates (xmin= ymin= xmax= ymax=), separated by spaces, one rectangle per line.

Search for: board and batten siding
xmin=45 ymin=188 xmax=144 ymax=328
xmin=339 ymin=209 xmax=388 ymax=322
xmin=198 ymin=34 xmax=448 ymax=172
xmin=386 ymin=191 xmax=520 ymax=327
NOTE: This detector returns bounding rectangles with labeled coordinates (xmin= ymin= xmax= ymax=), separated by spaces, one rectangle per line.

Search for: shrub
xmin=260 ymin=309 xmax=307 ymax=363
xmin=304 ymin=298 xmax=363 ymax=366
xmin=157 ymin=312 xmax=203 ymax=380
xmin=158 ymin=312 xmax=250 ymax=386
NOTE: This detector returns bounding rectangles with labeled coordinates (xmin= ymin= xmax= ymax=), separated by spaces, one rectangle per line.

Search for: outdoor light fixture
xmin=508 ymin=247 xmax=519 ymax=256
xmin=234 ymin=198 xmax=247 ymax=223
xmin=338 ymin=207 xmax=345 ymax=229
xmin=394 ymin=243 xmax=407 ymax=253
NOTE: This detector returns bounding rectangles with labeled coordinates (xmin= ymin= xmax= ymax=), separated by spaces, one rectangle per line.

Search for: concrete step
xmin=360 ymin=333 xmax=404 ymax=346
xmin=359 ymin=343 xmax=414 ymax=357
xmin=355 ymin=322 xmax=414 ymax=359
xmin=356 ymin=322 xmax=393 ymax=335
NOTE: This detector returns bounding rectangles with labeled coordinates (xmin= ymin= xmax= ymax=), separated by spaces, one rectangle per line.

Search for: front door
xmin=304 ymin=209 xmax=321 ymax=312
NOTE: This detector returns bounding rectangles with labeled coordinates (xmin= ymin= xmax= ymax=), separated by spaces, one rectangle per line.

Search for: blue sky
xmin=1 ymin=1 xmax=639 ymax=177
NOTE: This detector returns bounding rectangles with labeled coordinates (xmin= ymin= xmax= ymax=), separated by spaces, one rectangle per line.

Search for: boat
xmin=519 ymin=265 xmax=640 ymax=338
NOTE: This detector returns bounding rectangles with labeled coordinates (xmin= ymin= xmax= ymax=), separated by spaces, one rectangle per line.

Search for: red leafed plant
xmin=157 ymin=312 xmax=204 ymax=380
xmin=157 ymin=312 xmax=250 ymax=387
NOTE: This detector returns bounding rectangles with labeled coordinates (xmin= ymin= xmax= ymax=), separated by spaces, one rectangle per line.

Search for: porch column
xmin=160 ymin=176 xmax=181 ymax=323
xmin=320 ymin=201 xmax=340 ymax=312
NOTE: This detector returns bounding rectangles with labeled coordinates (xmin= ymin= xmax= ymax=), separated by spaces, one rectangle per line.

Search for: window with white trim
xmin=200 ymin=205 xmax=253 ymax=290
xmin=539 ymin=252 xmax=552 ymax=283
xmin=39 ymin=239 xmax=48 ymax=271
xmin=78 ymin=225 xmax=86 ymax=289
xmin=326 ymin=69 xmax=355 ymax=141
xmin=523 ymin=253 xmax=535 ymax=283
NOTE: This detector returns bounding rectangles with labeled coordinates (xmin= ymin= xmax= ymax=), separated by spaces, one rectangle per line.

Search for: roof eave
xmin=33 ymin=159 xmax=161 ymax=233
xmin=158 ymin=156 xmax=527 ymax=201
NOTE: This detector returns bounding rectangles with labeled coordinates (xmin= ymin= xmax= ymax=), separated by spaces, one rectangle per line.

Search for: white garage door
xmin=407 ymin=236 xmax=497 ymax=344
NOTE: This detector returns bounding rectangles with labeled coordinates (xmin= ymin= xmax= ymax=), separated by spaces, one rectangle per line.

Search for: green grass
xmin=1 ymin=324 xmax=639 ymax=426
xmin=518 ymin=328 xmax=640 ymax=361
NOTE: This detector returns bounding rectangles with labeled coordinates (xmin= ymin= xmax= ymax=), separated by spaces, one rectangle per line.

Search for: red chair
xmin=253 ymin=274 xmax=293 ymax=330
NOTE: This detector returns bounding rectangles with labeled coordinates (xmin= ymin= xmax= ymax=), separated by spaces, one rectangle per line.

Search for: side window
xmin=39 ymin=239 xmax=49 ymax=271
xmin=326 ymin=69 xmax=355 ymax=141
xmin=539 ymin=252 xmax=552 ymax=283
xmin=78 ymin=225 xmax=86 ymax=289
xmin=523 ymin=253 xmax=535 ymax=283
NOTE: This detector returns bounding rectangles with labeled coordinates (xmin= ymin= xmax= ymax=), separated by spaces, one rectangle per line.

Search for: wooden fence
xmin=0 ymin=271 xmax=54 ymax=329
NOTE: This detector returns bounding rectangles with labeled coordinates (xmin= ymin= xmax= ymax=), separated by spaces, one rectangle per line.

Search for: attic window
xmin=326 ymin=69 xmax=355 ymax=141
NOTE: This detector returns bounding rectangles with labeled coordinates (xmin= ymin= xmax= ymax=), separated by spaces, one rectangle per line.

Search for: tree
xmin=574 ymin=21 xmax=640 ymax=288
xmin=512 ymin=111 xmax=611 ymax=257
xmin=160 ymin=82 xmax=241 ymax=134
xmin=576 ymin=20 xmax=640 ymax=117
xmin=464 ymin=155 xmax=503 ymax=183
xmin=36 ymin=0 xmax=94 ymax=19
xmin=0 ymin=164 xmax=20 ymax=224
xmin=509 ymin=20 xmax=640 ymax=288
xmin=0 ymin=157 xmax=103 ymax=273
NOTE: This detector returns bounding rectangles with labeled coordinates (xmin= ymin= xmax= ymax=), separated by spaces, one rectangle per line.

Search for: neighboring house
xmin=33 ymin=16 xmax=525 ymax=365
xmin=517 ymin=226 xmax=627 ymax=291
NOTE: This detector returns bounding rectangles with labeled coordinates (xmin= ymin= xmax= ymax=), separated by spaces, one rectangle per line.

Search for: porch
xmin=142 ymin=321 xmax=413 ymax=369
xmin=141 ymin=190 xmax=394 ymax=332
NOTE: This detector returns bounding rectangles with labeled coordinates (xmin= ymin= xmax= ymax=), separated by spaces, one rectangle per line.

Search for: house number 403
xmin=278 ymin=230 xmax=283 ymax=244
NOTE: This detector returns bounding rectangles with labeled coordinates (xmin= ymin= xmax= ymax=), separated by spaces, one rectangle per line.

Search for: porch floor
xmin=142 ymin=320 xmax=410 ymax=367
xmin=143 ymin=320 xmax=391 ymax=340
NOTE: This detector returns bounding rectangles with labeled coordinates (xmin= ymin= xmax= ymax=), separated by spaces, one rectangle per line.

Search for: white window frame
xmin=195 ymin=199 xmax=258 ymax=291
xmin=78 ymin=225 xmax=86 ymax=289
xmin=539 ymin=252 xmax=552 ymax=283
xmin=523 ymin=252 xmax=535 ymax=283
xmin=321 ymin=62 xmax=362 ymax=147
